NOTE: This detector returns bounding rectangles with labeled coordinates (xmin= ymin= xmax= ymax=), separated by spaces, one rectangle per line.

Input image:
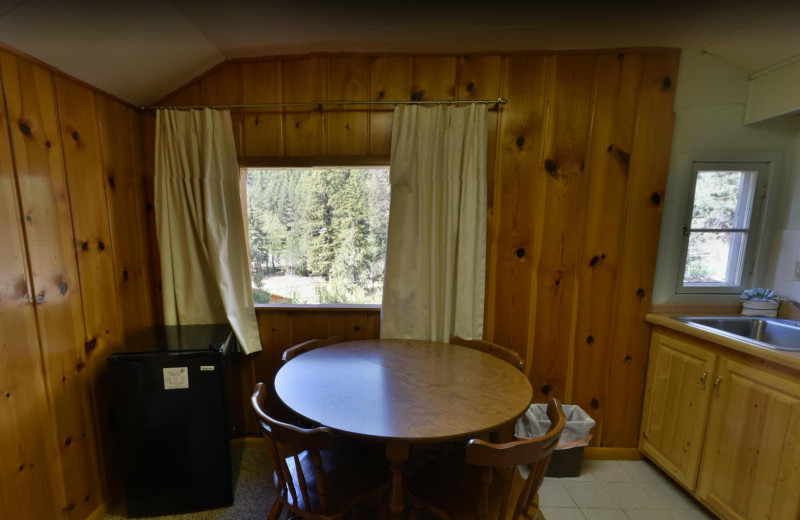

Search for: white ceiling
xmin=1 ymin=0 xmax=799 ymax=106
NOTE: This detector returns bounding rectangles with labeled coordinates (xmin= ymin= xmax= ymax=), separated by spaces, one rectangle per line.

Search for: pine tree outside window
xmin=244 ymin=167 xmax=390 ymax=305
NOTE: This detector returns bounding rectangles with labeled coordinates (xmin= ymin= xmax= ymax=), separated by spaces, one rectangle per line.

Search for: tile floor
xmin=539 ymin=459 xmax=717 ymax=520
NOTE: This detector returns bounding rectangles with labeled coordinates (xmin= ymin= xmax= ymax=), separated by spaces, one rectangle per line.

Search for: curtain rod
xmin=143 ymin=98 xmax=507 ymax=111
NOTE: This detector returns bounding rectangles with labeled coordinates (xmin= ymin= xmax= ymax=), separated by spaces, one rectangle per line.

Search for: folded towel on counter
xmin=741 ymin=307 xmax=778 ymax=317
xmin=740 ymin=288 xmax=778 ymax=301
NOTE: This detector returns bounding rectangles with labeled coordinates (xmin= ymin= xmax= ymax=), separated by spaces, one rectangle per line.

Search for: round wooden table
xmin=274 ymin=339 xmax=533 ymax=519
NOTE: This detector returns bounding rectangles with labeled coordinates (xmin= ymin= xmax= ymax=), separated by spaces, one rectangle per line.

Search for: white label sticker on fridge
xmin=200 ymin=365 xmax=215 ymax=371
xmin=163 ymin=367 xmax=189 ymax=389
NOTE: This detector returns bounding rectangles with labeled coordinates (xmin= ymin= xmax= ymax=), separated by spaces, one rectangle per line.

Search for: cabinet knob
xmin=700 ymin=370 xmax=708 ymax=390
xmin=713 ymin=376 xmax=723 ymax=396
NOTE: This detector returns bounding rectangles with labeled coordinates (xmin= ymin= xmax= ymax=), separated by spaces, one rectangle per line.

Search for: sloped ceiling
xmin=1 ymin=0 xmax=799 ymax=106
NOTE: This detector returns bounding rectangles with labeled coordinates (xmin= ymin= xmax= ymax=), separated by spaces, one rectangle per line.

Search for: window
xmin=677 ymin=162 xmax=768 ymax=294
xmin=245 ymin=167 xmax=390 ymax=305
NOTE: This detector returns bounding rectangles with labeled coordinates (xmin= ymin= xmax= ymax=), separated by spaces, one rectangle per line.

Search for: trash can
xmin=516 ymin=404 xmax=596 ymax=478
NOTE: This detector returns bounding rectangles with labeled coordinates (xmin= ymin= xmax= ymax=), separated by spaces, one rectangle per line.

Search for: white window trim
xmin=676 ymin=161 xmax=769 ymax=295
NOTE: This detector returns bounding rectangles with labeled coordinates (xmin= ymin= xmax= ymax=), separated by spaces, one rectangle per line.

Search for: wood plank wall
xmin=0 ymin=49 xmax=156 ymax=519
xmin=156 ymin=50 xmax=680 ymax=449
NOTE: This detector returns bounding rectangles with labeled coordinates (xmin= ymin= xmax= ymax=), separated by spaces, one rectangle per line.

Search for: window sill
xmin=254 ymin=303 xmax=381 ymax=313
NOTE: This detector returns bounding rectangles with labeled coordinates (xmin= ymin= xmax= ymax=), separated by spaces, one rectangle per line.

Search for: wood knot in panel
xmin=98 ymin=241 xmax=105 ymax=251
xmin=45 ymin=140 xmax=51 ymax=148
xmin=662 ymin=77 xmax=672 ymax=90
xmin=81 ymin=242 xmax=88 ymax=251
xmin=353 ymin=325 xmax=360 ymax=331
xmin=541 ymin=384 xmax=551 ymax=395
xmin=84 ymin=339 xmax=97 ymax=353
xmin=71 ymin=131 xmax=79 ymax=141
xmin=515 ymin=136 xmax=525 ymax=150
xmin=377 ymin=90 xmax=385 ymax=99
xmin=108 ymin=176 xmax=115 ymax=188
xmin=64 ymin=437 xmax=72 ymax=446
xmin=25 ymin=215 xmax=31 ymax=222
xmin=586 ymin=335 xmax=594 ymax=344
xmin=636 ymin=288 xmax=645 ymax=298
xmin=591 ymin=398 xmax=599 ymax=409
xmin=294 ymin=122 xmax=301 ymax=129
xmin=411 ymin=90 xmax=424 ymax=102
xmin=651 ymin=192 xmax=662 ymax=206
xmin=18 ymin=120 xmax=32 ymax=136
xmin=614 ymin=149 xmax=631 ymax=171
xmin=515 ymin=247 xmax=526 ymax=259
xmin=544 ymin=159 xmax=558 ymax=176
xmin=122 ymin=270 xmax=129 ymax=281
xmin=589 ymin=256 xmax=600 ymax=267
xmin=624 ymin=355 xmax=632 ymax=364
xmin=59 ymin=282 xmax=67 ymax=295
xmin=466 ymin=82 xmax=474 ymax=92
xmin=76 ymin=361 xmax=85 ymax=372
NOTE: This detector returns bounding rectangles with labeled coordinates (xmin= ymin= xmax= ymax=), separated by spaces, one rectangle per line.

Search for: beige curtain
xmin=155 ymin=109 xmax=261 ymax=354
xmin=380 ymin=104 xmax=488 ymax=342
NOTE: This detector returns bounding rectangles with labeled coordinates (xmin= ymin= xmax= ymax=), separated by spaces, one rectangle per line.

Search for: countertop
xmin=645 ymin=313 xmax=800 ymax=372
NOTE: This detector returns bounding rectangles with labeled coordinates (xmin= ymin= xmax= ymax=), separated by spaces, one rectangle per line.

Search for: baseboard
xmin=86 ymin=495 xmax=118 ymax=520
xmin=230 ymin=436 xmax=266 ymax=450
xmin=583 ymin=447 xmax=643 ymax=460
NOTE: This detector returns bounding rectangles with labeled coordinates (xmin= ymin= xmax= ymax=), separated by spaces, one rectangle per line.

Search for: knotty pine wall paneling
xmin=1 ymin=51 xmax=103 ymax=519
xmin=159 ymin=51 xmax=679 ymax=447
xmin=0 ymin=47 xmax=156 ymax=518
xmin=0 ymin=55 xmax=62 ymax=520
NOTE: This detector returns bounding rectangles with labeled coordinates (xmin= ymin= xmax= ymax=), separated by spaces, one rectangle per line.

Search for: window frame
xmin=675 ymin=161 xmax=769 ymax=295
xmin=239 ymin=156 xmax=390 ymax=309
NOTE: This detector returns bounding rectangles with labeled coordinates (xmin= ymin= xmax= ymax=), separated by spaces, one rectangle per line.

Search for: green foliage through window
xmin=246 ymin=167 xmax=390 ymax=304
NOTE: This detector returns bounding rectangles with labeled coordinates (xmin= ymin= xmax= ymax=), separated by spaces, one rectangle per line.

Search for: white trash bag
xmin=515 ymin=404 xmax=596 ymax=449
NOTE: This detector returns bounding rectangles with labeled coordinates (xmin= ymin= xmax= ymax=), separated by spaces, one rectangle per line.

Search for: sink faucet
xmin=780 ymin=298 xmax=800 ymax=309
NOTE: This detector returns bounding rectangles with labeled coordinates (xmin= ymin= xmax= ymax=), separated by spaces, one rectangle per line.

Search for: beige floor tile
xmin=557 ymin=461 xmax=598 ymax=482
xmin=564 ymin=481 xmax=618 ymax=509
xmin=540 ymin=508 xmax=587 ymax=520
xmin=602 ymin=482 xmax=659 ymax=510
xmin=623 ymin=509 xmax=672 ymax=519
xmin=617 ymin=461 xmax=670 ymax=483
xmin=639 ymin=482 xmax=701 ymax=511
xmin=585 ymin=460 xmax=635 ymax=483
xmin=540 ymin=478 xmax=578 ymax=508
xmin=667 ymin=508 xmax=717 ymax=519
xmin=581 ymin=508 xmax=628 ymax=519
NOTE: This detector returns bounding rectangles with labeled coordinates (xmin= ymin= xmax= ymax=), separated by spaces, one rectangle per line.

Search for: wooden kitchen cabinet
xmin=697 ymin=357 xmax=800 ymax=520
xmin=639 ymin=333 xmax=717 ymax=490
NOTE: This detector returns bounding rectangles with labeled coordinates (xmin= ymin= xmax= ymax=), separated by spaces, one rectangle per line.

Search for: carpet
xmin=104 ymin=448 xmax=543 ymax=520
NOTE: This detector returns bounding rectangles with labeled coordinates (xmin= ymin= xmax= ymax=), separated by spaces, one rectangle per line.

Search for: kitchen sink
xmin=674 ymin=316 xmax=800 ymax=351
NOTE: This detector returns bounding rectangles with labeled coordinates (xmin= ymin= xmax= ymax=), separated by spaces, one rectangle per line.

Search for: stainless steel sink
xmin=674 ymin=316 xmax=800 ymax=351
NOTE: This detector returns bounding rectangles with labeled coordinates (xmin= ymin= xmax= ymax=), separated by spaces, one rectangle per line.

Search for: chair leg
xmin=267 ymin=500 xmax=283 ymax=520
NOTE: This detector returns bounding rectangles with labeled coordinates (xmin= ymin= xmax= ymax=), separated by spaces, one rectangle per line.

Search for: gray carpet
xmin=104 ymin=448 xmax=430 ymax=520
xmin=105 ymin=448 xmax=284 ymax=520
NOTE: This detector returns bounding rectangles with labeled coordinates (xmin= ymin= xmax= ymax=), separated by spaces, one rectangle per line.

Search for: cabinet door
xmin=639 ymin=333 xmax=717 ymax=490
xmin=697 ymin=358 xmax=800 ymax=520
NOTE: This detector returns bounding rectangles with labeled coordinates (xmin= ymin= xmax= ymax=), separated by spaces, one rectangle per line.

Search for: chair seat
xmin=278 ymin=441 xmax=390 ymax=516
xmin=406 ymin=451 xmax=530 ymax=520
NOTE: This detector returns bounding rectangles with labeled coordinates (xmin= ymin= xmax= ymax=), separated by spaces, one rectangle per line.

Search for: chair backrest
xmin=465 ymin=399 xmax=566 ymax=520
xmin=282 ymin=335 xmax=343 ymax=363
xmin=251 ymin=382 xmax=335 ymax=514
xmin=450 ymin=335 xmax=525 ymax=372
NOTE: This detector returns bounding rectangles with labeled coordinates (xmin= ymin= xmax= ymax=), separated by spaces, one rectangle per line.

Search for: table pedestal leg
xmin=386 ymin=441 xmax=410 ymax=520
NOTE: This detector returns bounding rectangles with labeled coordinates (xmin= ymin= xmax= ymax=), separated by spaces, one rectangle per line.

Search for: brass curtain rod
xmin=143 ymin=97 xmax=507 ymax=111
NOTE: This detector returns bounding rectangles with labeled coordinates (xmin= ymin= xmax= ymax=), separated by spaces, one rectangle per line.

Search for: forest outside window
xmin=677 ymin=162 xmax=768 ymax=294
xmin=244 ymin=167 xmax=390 ymax=305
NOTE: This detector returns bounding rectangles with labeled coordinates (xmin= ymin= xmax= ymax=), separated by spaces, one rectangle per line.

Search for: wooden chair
xmin=450 ymin=336 xmax=525 ymax=372
xmin=406 ymin=399 xmax=566 ymax=520
xmin=251 ymin=382 xmax=390 ymax=520
xmin=282 ymin=335 xmax=344 ymax=364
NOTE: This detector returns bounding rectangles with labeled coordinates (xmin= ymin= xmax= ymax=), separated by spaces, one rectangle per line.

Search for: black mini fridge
xmin=108 ymin=324 xmax=236 ymax=517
